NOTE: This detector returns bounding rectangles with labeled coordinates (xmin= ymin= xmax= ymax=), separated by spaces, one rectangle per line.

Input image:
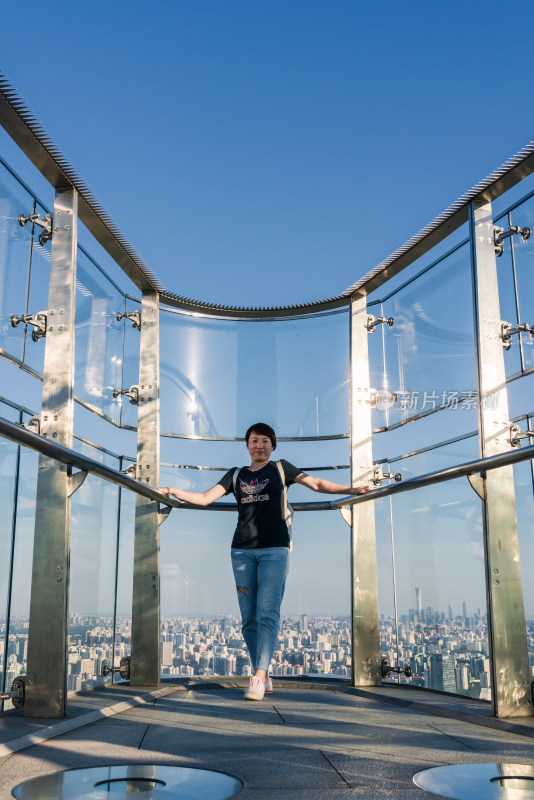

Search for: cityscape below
xmin=2 ymin=590 xmax=534 ymax=711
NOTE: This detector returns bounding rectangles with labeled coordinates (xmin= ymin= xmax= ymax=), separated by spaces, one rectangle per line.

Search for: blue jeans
xmin=231 ymin=547 xmax=289 ymax=673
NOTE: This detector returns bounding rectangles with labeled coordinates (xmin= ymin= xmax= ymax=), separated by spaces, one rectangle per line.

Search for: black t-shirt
xmin=218 ymin=460 xmax=301 ymax=549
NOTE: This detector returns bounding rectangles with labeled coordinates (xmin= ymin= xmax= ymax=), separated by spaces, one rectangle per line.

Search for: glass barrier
xmin=371 ymin=243 xmax=475 ymax=432
xmin=3 ymin=412 xmax=38 ymax=709
xmin=510 ymin=415 xmax=534 ymax=673
xmin=68 ymin=440 xmax=121 ymax=693
xmin=23 ymin=201 xmax=51 ymax=377
xmin=509 ymin=197 xmax=534 ymax=374
xmin=113 ymin=477 xmax=134 ymax=681
xmin=119 ymin=297 xmax=141 ymax=430
xmin=383 ymin=431 xmax=486 ymax=697
xmin=0 ymin=162 xmax=34 ymax=364
xmin=74 ymin=249 xmax=126 ymax=425
xmin=0 ymin=402 xmax=19 ymax=699
xmin=159 ymin=308 xmax=349 ymax=439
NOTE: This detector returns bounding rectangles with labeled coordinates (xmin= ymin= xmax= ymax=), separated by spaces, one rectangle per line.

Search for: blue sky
xmin=2 ymin=0 xmax=534 ymax=308
xmin=2 ymin=1 xmax=534 ymax=619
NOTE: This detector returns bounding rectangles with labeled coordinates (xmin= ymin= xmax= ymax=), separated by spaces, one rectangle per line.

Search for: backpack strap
xmin=232 ymin=467 xmax=240 ymax=496
xmin=275 ymin=460 xmax=294 ymax=551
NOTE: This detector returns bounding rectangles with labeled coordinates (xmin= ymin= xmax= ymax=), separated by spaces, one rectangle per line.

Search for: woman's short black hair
xmin=245 ymin=422 xmax=277 ymax=450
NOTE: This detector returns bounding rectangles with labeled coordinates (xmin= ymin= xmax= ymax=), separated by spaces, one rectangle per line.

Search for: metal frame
xmin=130 ymin=291 xmax=161 ymax=687
xmin=1 ymin=73 xmax=534 ymax=316
xmin=470 ymin=199 xmax=531 ymax=718
xmin=25 ymin=187 xmax=78 ymax=718
xmin=349 ymin=294 xmax=381 ymax=685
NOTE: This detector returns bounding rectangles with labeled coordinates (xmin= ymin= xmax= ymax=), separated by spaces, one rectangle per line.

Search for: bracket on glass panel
xmin=18 ymin=415 xmax=41 ymax=435
xmin=10 ymin=311 xmax=47 ymax=342
xmin=0 ymin=677 xmax=25 ymax=708
xmin=18 ymin=212 xmax=52 ymax=245
xmin=116 ymin=310 xmax=141 ymax=329
xmin=466 ymin=473 xmax=486 ymax=501
xmin=372 ymin=467 xmax=402 ymax=486
xmin=112 ymin=385 xmax=140 ymax=405
xmin=68 ymin=469 xmax=89 ymax=497
xmin=103 ymin=657 xmax=131 ymax=680
xmin=366 ymin=315 xmax=394 ymax=333
xmin=509 ymin=423 xmax=534 ymax=448
xmin=501 ymin=321 xmax=534 ymax=349
xmin=157 ymin=504 xmax=173 ymax=526
xmin=339 ymin=506 xmax=352 ymax=526
xmin=381 ymin=658 xmax=412 ymax=679
xmin=494 ymin=224 xmax=530 ymax=257
xmin=122 ymin=463 xmax=137 ymax=477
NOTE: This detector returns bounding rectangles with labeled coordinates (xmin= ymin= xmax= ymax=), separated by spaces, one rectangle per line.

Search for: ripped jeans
xmin=231 ymin=547 xmax=289 ymax=673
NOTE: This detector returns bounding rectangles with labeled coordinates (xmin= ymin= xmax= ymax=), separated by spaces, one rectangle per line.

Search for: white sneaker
xmin=244 ymin=676 xmax=265 ymax=701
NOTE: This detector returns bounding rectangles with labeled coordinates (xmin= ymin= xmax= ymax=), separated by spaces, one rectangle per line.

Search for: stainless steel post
xmin=349 ymin=293 xmax=381 ymax=685
xmin=130 ymin=291 xmax=161 ymax=686
xmin=470 ymin=199 xmax=531 ymax=717
xmin=25 ymin=188 xmax=78 ymax=717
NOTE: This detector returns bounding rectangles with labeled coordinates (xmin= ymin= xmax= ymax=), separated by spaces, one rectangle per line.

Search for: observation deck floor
xmin=0 ymin=679 xmax=534 ymax=799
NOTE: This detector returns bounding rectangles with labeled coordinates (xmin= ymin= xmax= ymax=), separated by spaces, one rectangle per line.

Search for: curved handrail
xmin=1 ymin=415 xmax=533 ymax=514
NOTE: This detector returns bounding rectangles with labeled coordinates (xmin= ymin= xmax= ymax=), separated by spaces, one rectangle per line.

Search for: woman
xmin=159 ymin=422 xmax=370 ymax=701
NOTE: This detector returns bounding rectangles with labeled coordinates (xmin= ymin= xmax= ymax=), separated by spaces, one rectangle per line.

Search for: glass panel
xmin=74 ymin=249 xmax=125 ymax=424
xmin=509 ymin=198 xmax=534 ymax=372
xmin=68 ymin=440 xmax=120 ymax=694
xmin=23 ymin=201 xmax=51 ymax=376
xmin=0 ymin=403 xmax=19 ymax=698
xmin=4 ymin=434 xmax=38 ymax=708
xmin=510 ymin=418 xmax=534 ymax=676
xmin=159 ymin=308 xmax=349 ymax=438
xmin=377 ymin=244 xmax=476 ymax=431
xmin=159 ymin=501 xmax=351 ymax=679
xmin=114 ymin=485 xmax=135 ymax=682
xmin=389 ymin=456 xmax=487 ymax=698
xmin=494 ymin=211 xmax=522 ymax=378
xmin=0 ymin=162 xmax=34 ymax=363
xmin=119 ymin=298 xmax=141 ymax=429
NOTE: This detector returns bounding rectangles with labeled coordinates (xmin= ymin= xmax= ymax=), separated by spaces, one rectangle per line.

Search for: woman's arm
xmin=294 ymin=472 xmax=370 ymax=496
xmin=158 ymin=483 xmax=227 ymax=506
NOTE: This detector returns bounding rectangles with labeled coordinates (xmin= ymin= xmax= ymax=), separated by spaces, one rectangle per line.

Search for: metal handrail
xmin=1 ymin=414 xmax=534 ymax=513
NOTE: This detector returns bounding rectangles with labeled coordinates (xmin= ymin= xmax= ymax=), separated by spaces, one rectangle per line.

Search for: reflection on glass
xmin=159 ymin=308 xmax=349 ymax=438
xmin=119 ymin=298 xmax=141 ymax=429
xmin=376 ymin=244 xmax=475 ymax=430
xmin=68 ymin=441 xmax=120 ymax=693
xmin=23 ymin=202 xmax=51 ymax=376
xmin=510 ymin=416 xmax=534 ymax=671
xmin=388 ymin=465 xmax=486 ymax=698
xmin=75 ymin=250 xmax=125 ymax=424
xmin=0 ymin=403 xmax=18 ymax=698
xmin=113 ymin=485 xmax=134 ymax=682
xmin=0 ymin=163 xmax=34 ymax=363
xmin=509 ymin=198 xmax=534 ymax=373
xmin=494 ymin=212 xmax=522 ymax=378
xmin=4 ymin=437 xmax=38 ymax=708
xmin=159 ymin=462 xmax=351 ymax=679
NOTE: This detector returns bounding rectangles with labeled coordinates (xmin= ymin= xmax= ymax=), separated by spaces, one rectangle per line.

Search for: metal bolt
xmin=152 ymin=584 xmax=157 ymax=589
xmin=152 ymin=576 xmax=156 ymax=580
xmin=49 ymin=326 xmax=54 ymax=332
xmin=494 ymin=580 xmax=500 ymax=586
xmin=57 ymin=577 xmax=63 ymax=583
xmin=56 ymin=565 xmax=63 ymax=571
xmin=64 ymin=225 xmax=70 ymax=230
xmin=52 ymin=433 xmax=57 ymax=438
xmin=493 ymin=568 xmax=499 ymax=574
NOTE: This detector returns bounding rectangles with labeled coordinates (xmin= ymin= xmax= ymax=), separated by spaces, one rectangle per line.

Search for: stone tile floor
xmin=1 ymin=681 xmax=533 ymax=799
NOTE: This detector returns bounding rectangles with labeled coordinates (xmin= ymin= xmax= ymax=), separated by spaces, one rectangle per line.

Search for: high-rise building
xmin=415 ymin=588 xmax=422 ymax=613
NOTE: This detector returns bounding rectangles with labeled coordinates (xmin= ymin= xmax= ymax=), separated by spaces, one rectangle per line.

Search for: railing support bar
xmin=349 ymin=294 xmax=381 ymax=685
xmin=130 ymin=291 xmax=161 ymax=687
xmin=470 ymin=199 xmax=531 ymax=718
xmin=25 ymin=188 xmax=78 ymax=717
